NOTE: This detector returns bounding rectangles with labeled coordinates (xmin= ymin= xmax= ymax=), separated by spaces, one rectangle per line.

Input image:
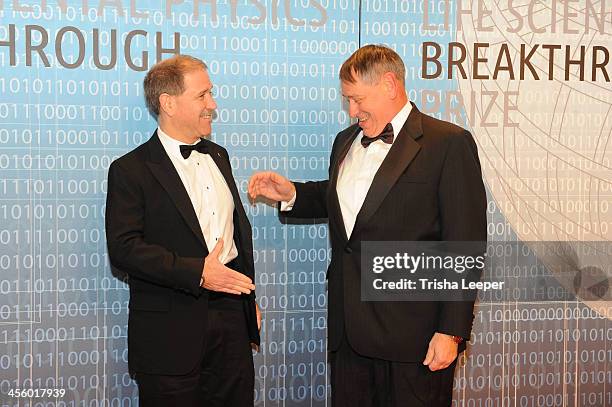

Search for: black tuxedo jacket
xmin=283 ymin=104 xmax=487 ymax=362
xmin=105 ymin=132 xmax=259 ymax=375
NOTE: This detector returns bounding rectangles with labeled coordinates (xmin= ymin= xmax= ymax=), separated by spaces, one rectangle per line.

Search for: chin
xmin=361 ymin=128 xmax=375 ymax=137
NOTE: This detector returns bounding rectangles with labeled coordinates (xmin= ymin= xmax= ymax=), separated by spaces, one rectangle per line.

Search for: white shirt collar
xmin=389 ymin=101 xmax=413 ymax=140
xmin=157 ymin=127 xmax=200 ymax=161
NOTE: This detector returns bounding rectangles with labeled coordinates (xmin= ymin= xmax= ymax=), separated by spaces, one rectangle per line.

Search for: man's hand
xmin=423 ymin=332 xmax=459 ymax=371
xmin=201 ymin=238 xmax=255 ymax=295
xmin=255 ymin=302 xmax=261 ymax=331
xmin=248 ymin=171 xmax=296 ymax=202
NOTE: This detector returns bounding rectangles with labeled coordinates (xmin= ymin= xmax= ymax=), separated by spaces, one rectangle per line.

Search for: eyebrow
xmin=197 ymin=87 xmax=213 ymax=97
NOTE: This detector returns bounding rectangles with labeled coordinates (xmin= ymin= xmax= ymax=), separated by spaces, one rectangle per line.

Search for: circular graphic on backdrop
xmin=456 ymin=1 xmax=611 ymax=317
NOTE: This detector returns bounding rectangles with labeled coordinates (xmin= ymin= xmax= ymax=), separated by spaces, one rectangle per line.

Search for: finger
xmin=251 ymin=182 xmax=264 ymax=201
xmin=430 ymin=353 xmax=451 ymax=371
xmin=249 ymin=175 xmax=266 ymax=199
xmin=232 ymin=280 xmax=255 ymax=292
xmin=269 ymin=175 xmax=284 ymax=190
xmin=427 ymin=356 xmax=440 ymax=370
xmin=431 ymin=360 xmax=449 ymax=371
xmin=211 ymin=282 xmax=246 ymax=296
xmin=247 ymin=176 xmax=258 ymax=199
xmin=423 ymin=344 xmax=434 ymax=366
xmin=225 ymin=267 xmax=255 ymax=284
xmin=220 ymin=287 xmax=243 ymax=295
xmin=224 ymin=271 xmax=255 ymax=291
xmin=253 ymin=180 xmax=264 ymax=200
xmin=210 ymin=237 xmax=224 ymax=258
xmin=269 ymin=172 xmax=284 ymax=184
xmin=232 ymin=284 xmax=252 ymax=295
xmin=249 ymin=185 xmax=259 ymax=204
xmin=220 ymin=267 xmax=255 ymax=292
xmin=251 ymin=183 xmax=260 ymax=200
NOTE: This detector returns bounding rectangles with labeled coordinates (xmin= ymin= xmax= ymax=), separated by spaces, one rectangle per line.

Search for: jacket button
xmin=344 ymin=246 xmax=352 ymax=254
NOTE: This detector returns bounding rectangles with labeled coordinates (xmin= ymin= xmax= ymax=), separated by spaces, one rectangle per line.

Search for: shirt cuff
xmin=280 ymin=192 xmax=297 ymax=211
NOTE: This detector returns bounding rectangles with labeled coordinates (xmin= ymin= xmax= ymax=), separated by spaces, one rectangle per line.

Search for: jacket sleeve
xmin=279 ymin=129 xmax=351 ymax=220
xmin=436 ymin=130 xmax=488 ymax=339
xmin=105 ymin=160 xmax=204 ymax=296
xmin=280 ymin=180 xmax=329 ymax=219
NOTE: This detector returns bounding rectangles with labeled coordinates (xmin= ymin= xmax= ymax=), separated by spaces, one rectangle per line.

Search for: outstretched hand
xmin=201 ymin=238 xmax=255 ymax=295
xmin=248 ymin=171 xmax=296 ymax=203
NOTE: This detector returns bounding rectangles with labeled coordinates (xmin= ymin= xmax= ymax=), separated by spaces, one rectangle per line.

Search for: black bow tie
xmin=180 ymin=139 xmax=209 ymax=159
xmin=361 ymin=123 xmax=394 ymax=148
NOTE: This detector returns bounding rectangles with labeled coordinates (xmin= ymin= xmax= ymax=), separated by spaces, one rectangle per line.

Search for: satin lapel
xmin=145 ymin=132 xmax=207 ymax=249
xmin=329 ymin=126 xmax=361 ymax=243
xmin=350 ymin=106 xmax=424 ymax=238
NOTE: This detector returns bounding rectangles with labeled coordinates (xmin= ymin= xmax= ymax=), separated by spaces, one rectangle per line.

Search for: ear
xmin=381 ymin=72 xmax=399 ymax=99
xmin=158 ymin=93 xmax=175 ymax=117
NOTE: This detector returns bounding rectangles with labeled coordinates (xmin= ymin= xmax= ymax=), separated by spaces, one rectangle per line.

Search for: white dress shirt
xmin=282 ymin=101 xmax=412 ymax=238
xmin=157 ymin=128 xmax=238 ymax=264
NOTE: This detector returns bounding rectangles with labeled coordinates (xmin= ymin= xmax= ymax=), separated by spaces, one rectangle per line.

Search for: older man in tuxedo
xmin=248 ymin=45 xmax=487 ymax=406
xmin=106 ymin=55 xmax=260 ymax=407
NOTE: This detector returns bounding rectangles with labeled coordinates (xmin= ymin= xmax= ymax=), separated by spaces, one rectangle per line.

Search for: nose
xmin=207 ymin=95 xmax=217 ymax=110
xmin=348 ymin=99 xmax=359 ymax=118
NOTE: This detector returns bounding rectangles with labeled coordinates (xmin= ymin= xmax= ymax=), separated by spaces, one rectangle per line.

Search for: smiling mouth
xmin=357 ymin=114 xmax=369 ymax=123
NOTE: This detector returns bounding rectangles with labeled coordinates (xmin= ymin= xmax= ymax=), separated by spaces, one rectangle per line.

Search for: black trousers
xmin=330 ymin=336 xmax=456 ymax=407
xmin=135 ymin=295 xmax=254 ymax=407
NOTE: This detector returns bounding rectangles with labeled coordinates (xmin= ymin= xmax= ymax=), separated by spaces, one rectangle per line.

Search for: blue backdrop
xmin=1 ymin=1 xmax=610 ymax=406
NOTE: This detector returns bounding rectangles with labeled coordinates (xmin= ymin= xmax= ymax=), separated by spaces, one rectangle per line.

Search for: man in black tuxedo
xmin=105 ymin=55 xmax=260 ymax=407
xmin=248 ymin=45 xmax=487 ymax=406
